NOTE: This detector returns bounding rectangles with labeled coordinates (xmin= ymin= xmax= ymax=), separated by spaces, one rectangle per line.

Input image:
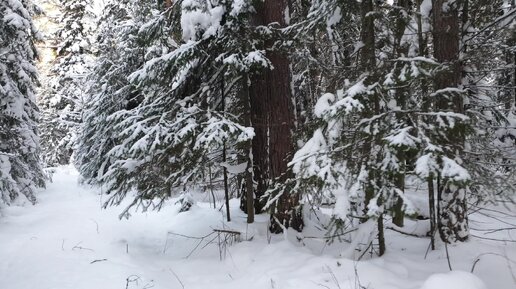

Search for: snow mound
xmin=420 ymin=271 xmax=487 ymax=289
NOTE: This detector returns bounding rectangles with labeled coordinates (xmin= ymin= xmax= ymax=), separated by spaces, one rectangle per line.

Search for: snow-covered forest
xmin=1 ymin=0 xmax=515 ymax=288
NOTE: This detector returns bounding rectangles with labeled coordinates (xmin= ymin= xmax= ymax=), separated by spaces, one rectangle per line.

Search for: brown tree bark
xmin=432 ymin=0 xmax=469 ymax=243
xmin=249 ymin=74 xmax=269 ymax=214
xmin=360 ymin=0 xmax=376 ymax=219
xmin=249 ymin=0 xmax=303 ymax=233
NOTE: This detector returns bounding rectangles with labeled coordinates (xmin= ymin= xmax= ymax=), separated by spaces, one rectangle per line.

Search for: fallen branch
xmin=168 ymin=228 xmax=242 ymax=259
xmin=90 ymin=259 xmax=107 ymax=264
xmin=213 ymin=229 xmax=241 ymax=235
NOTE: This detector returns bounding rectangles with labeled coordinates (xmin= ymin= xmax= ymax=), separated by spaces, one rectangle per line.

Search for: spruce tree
xmin=78 ymin=0 xmax=258 ymax=218
xmin=76 ymin=0 xmax=145 ymax=184
xmin=39 ymin=0 xmax=94 ymax=166
xmin=39 ymin=0 xmax=93 ymax=166
xmin=0 ymin=0 xmax=45 ymax=205
xmin=289 ymin=0 xmax=477 ymax=253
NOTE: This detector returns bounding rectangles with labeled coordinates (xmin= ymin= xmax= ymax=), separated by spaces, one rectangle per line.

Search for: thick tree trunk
xmin=249 ymin=0 xmax=303 ymax=233
xmin=248 ymin=5 xmax=270 ymax=214
xmin=249 ymin=76 xmax=268 ymax=214
xmin=267 ymin=46 xmax=303 ymax=232
xmin=432 ymin=0 xmax=469 ymax=243
xmin=433 ymin=0 xmax=462 ymax=110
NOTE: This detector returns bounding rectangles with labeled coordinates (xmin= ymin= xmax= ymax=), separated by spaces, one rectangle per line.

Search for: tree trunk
xmin=221 ymin=73 xmax=231 ymax=222
xmin=241 ymin=74 xmax=255 ymax=223
xmin=358 ymin=0 xmax=385 ymax=254
xmin=250 ymin=0 xmax=303 ymax=233
xmin=249 ymin=77 xmax=268 ymax=214
xmin=248 ymin=2 xmax=269 ymax=212
xmin=391 ymin=0 xmax=412 ymax=228
xmin=428 ymin=177 xmax=436 ymax=250
xmin=432 ymin=0 xmax=469 ymax=243
xmin=360 ymin=0 xmax=376 ymax=217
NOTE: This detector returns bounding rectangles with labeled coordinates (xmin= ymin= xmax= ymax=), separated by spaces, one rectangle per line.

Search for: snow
xmin=4 ymin=11 xmax=27 ymax=29
xmin=181 ymin=0 xmax=225 ymax=41
xmin=384 ymin=127 xmax=420 ymax=148
xmin=220 ymin=162 xmax=247 ymax=174
xmin=420 ymin=0 xmax=432 ymax=18
xmin=415 ymin=153 xmax=439 ymax=178
xmin=326 ymin=7 xmax=342 ymax=39
xmin=314 ymin=93 xmax=335 ymax=117
xmin=441 ymin=157 xmax=470 ymax=182
xmin=0 ymin=167 xmax=515 ymax=289
xmin=420 ymin=271 xmax=487 ymax=289
xmin=222 ymin=51 xmax=271 ymax=72
xmin=230 ymin=0 xmax=253 ymax=17
xmin=290 ymin=128 xmax=331 ymax=179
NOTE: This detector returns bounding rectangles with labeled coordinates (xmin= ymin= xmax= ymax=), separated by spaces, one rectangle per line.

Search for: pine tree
xmin=0 ymin=0 xmax=45 ymax=205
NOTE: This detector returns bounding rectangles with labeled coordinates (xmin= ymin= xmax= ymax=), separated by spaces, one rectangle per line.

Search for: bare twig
xmin=470 ymin=234 xmax=516 ymax=243
xmin=424 ymin=229 xmax=438 ymax=259
xmin=168 ymin=228 xmax=241 ymax=259
xmin=357 ymin=241 xmax=373 ymax=261
xmin=72 ymin=241 xmax=94 ymax=252
xmin=90 ymin=259 xmax=107 ymax=264
xmin=483 ymin=227 xmax=516 ymax=235
xmin=386 ymin=225 xmax=427 ymax=237
xmin=169 ymin=268 xmax=185 ymax=289
xmin=353 ymin=262 xmax=368 ymax=289
xmin=125 ymin=275 xmax=140 ymax=289
xmin=471 ymin=252 xmax=516 ymax=273
xmin=90 ymin=219 xmax=99 ymax=234
xmin=325 ymin=265 xmax=341 ymax=289
xmin=311 ymin=281 xmax=331 ymax=289
xmin=444 ymin=242 xmax=453 ymax=271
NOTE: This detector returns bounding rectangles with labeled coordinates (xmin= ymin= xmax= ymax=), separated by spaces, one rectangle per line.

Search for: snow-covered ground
xmin=0 ymin=167 xmax=514 ymax=289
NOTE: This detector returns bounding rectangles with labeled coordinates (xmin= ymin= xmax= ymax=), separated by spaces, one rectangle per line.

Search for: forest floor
xmin=0 ymin=167 xmax=514 ymax=289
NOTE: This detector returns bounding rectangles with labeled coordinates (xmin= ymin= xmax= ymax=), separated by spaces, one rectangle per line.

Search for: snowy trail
xmin=0 ymin=167 xmax=515 ymax=289
xmin=0 ymin=167 xmax=182 ymax=289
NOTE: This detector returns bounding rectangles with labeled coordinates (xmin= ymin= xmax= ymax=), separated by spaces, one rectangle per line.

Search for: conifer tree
xmin=289 ymin=0 xmax=478 ymax=253
xmin=78 ymin=0 xmax=258 ymax=218
xmin=76 ymin=0 xmax=145 ymax=184
xmin=0 ymin=0 xmax=45 ymax=205
xmin=73 ymin=0 xmax=516 ymax=245
xmin=430 ymin=0 xmax=469 ymax=243
xmin=39 ymin=0 xmax=94 ymax=166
